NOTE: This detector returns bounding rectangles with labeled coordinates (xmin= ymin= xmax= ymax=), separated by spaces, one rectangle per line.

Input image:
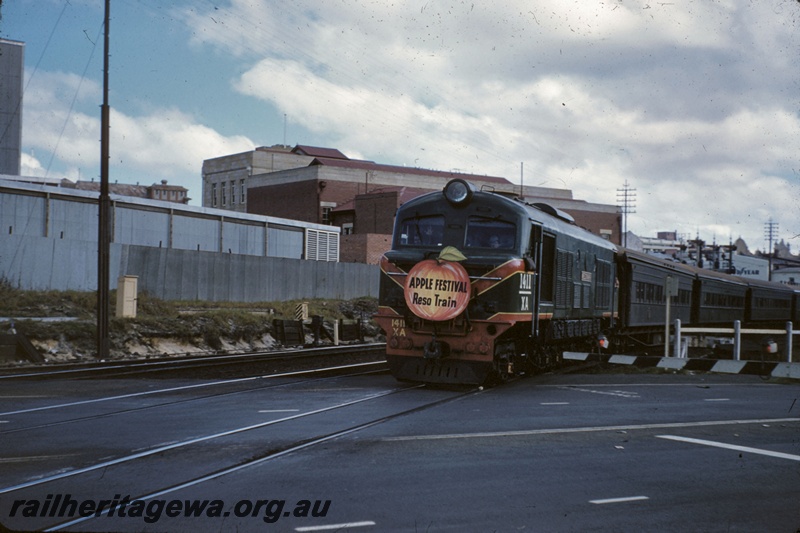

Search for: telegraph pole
xmin=97 ymin=0 xmax=111 ymax=358
xmin=764 ymin=219 xmax=779 ymax=281
xmin=616 ymin=180 xmax=636 ymax=247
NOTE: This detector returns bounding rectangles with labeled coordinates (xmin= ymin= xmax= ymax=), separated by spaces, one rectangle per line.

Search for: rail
xmin=0 ymin=344 xmax=387 ymax=379
xmin=672 ymin=319 xmax=797 ymax=362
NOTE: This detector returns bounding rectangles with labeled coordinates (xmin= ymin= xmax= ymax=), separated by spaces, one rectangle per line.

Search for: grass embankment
xmin=0 ymin=280 xmax=379 ymax=362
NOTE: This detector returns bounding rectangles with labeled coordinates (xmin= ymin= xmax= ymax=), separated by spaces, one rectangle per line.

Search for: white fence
xmin=672 ymin=319 xmax=797 ymax=363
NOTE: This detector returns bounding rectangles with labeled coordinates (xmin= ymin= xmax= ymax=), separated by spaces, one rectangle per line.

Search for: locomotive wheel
xmin=492 ymin=340 xmax=518 ymax=383
xmin=529 ymin=344 xmax=563 ymax=371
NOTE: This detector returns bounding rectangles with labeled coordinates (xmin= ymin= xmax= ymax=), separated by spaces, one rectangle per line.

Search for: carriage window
xmin=398 ymin=215 xmax=445 ymax=247
xmin=465 ymin=217 xmax=516 ymax=249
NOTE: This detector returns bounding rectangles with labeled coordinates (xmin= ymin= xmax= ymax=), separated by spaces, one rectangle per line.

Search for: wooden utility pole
xmin=97 ymin=0 xmax=111 ymax=358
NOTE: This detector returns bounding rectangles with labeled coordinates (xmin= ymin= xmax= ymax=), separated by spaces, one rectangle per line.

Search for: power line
xmin=0 ymin=1 xmax=70 ymax=147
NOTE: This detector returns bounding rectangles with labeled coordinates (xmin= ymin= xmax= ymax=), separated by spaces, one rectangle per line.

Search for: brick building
xmin=202 ymin=145 xmax=621 ymax=264
xmin=332 ymin=187 xmax=430 ymax=264
xmin=202 ymin=145 xmax=346 ymax=212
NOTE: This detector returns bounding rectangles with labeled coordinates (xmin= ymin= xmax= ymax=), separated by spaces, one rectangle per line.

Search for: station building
xmin=202 ymin=145 xmax=622 ymax=264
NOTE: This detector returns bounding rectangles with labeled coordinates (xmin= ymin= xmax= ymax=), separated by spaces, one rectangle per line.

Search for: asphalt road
xmin=0 ymin=367 xmax=798 ymax=532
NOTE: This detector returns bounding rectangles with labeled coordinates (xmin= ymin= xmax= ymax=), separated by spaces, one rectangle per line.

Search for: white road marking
xmin=657 ymin=435 xmax=800 ymax=462
xmin=558 ymin=386 xmax=639 ymax=398
xmin=383 ymin=417 xmax=800 ymax=441
xmin=258 ymin=409 xmax=300 ymax=413
xmin=540 ymin=402 xmax=570 ymax=405
xmin=295 ymin=521 xmax=375 ymax=531
xmin=541 ymin=383 xmax=757 ymax=388
xmin=703 ymin=398 xmax=730 ymax=402
xmin=0 ymin=454 xmax=79 ymax=463
xmin=590 ymin=496 xmax=649 ymax=505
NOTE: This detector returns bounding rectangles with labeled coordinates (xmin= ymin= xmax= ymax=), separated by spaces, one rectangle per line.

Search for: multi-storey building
xmin=201 ymin=145 xmax=346 ymax=211
xmin=0 ymin=39 xmax=24 ymax=176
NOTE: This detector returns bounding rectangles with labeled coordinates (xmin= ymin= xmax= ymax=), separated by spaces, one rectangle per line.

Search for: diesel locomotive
xmin=374 ymin=178 xmax=799 ymax=385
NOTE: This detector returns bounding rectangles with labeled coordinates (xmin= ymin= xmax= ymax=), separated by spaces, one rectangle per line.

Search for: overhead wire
xmin=45 ymin=20 xmax=103 ymax=178
xmin=0 ymin=1 xmax=70 ymax=148
xmin=4 ymin=1 xmax=103 ymax=278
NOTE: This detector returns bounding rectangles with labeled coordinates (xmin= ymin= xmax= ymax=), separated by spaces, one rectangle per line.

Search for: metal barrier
xmin=672 ymin=319 xmax=797 ymax=363
xmin=272 ymin=319 xmax=306 ymax=347
xmin=273 ymin=317 xmax=360 ymax=347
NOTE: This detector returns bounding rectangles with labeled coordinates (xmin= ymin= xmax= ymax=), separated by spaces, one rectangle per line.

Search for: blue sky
xmin=2 ymin=0 xmax=799 ymax=252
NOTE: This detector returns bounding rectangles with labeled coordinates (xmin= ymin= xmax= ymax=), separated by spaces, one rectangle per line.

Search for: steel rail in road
xmin=0 ymin=373 xmax=480 ymax=532
xmin=0 ymin=343 xmax=387 ymax=380
xmin=0 ymin=360 xmax=390 ymax=433
xmin=46 ymin=388 xmax=477 ymax=533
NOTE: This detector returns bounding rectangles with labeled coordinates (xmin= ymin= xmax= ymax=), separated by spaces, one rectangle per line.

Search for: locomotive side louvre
xmin=537 ymin=223 xmax=617 ymax=342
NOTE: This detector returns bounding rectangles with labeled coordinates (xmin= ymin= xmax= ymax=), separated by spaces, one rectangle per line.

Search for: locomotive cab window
xmin=398 ymin=215 xmax=445 ymax=247
xmin=465 ymin=217 xmax=516 ymax=249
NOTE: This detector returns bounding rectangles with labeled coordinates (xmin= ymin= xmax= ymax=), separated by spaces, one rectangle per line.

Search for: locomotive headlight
xmin=443 ymin=179 xmax=475 ymax=206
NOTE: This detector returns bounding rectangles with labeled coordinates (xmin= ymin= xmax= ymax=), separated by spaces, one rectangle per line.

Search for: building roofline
xmin=0 ymin=177 xmax=337 ymax=232
xmin=292 ymin=145 xmax=349 ymax=159
xmin=308 ymin=157 xmax=512 ymax=185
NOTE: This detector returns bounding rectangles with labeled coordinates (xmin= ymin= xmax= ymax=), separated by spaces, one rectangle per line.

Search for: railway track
xmin=0 ymin=360 xmax=478 ymax=532
xmin=0 ymin=343 xmax=388 ymax=380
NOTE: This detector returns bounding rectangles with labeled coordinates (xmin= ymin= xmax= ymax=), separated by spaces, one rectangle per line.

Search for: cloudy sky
xmin=2 ymin=0 xmax=799 ymax=252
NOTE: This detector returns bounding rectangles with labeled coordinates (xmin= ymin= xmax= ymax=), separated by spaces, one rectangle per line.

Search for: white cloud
xmin=110 ymin=109 xmax=255 ymax=175
xmin=213 ymin=0 xmax=800 ymax=249
xmin=19 ymin=152 xmax=46 ymax=178
xmin=21 ymin=71 xmax=255 ymax=191
xmin=12 ymin=0 xmax=800 ymax=251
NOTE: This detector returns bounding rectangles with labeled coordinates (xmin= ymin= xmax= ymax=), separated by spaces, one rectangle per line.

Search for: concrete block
xmin=710 ymin=360 xmax=747 ymax=374
xmin=609 ymin=354 xmax=637 ymax=365
xmin=657 ymin=358 xmax=688 ymax=370
xmin=770 ymin=363 xmax=800 ymax=380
